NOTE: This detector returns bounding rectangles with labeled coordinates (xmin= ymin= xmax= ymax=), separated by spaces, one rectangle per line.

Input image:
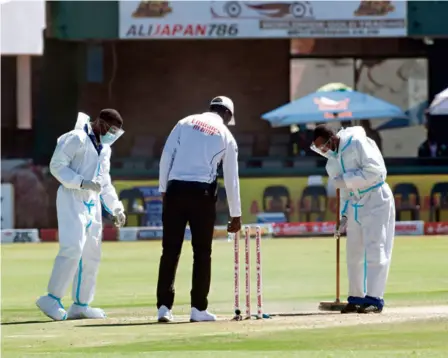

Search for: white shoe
xmin=36 ymin=294 xmax=67 ymax=321
xmin=67 ymin=303 xmax=106 ymax=320
xmin=157 ymin=305 xmax=174 ymax=323
xmin=190 ymin=307 xmax=217 ymax=322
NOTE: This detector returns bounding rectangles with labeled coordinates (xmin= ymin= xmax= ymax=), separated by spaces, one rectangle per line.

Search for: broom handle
xmin=336 ymin=188 xmax=341 ymax=303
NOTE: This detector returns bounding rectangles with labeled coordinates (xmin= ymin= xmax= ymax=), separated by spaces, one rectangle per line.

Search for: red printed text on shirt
xmin=192 ymin=119 xmax=219 ymax=136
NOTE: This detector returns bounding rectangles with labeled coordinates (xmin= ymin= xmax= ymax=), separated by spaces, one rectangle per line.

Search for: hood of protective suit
xmin=337 ymin=126 xmax=365 ymax=151
xmin=74 ymin=112 xmax=91 ymax=131
xmin=337 ymin=126 xmax=366 ymax=140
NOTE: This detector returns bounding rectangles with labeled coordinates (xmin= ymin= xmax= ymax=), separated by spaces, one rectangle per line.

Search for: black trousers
xmin=156 ymin=180 xmax=216 ymax=311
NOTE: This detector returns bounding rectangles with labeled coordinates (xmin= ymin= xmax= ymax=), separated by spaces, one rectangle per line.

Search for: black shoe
xmin=341 ymin=303 xmax=359 ymax=314
xmin=357 ymin=303 xmax=383 ymax=314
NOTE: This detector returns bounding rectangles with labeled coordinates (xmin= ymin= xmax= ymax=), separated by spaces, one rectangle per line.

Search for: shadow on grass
xmin=78 ymin=321 xmax=192 ymax=327
xmin=78 ymin=312 xmax=332 ymax=328
xmin=269 ymin=312 xmax=337 ymax=317
xmin=1 ymin=320 xmax=53 ymax=325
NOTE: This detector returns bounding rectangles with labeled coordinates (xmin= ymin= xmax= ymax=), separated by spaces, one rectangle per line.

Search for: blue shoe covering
xmin=364 ymin=295 xmax=384 ymax=310
xmin=347 ymin=296 xmax=365 ymax=305
xmin=347 ymin=295 xmax=384 ymax=309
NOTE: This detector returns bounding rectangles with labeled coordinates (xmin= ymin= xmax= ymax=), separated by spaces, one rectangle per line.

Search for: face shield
xmin=100 ymin=120 xmax=125 ymax=146
xmin=310 ymin=137 xmax=337 ymax=159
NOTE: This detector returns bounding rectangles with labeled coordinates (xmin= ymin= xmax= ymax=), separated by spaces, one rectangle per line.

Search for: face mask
xmin=100 ymin=128 xmax=124 ymax=146
xmin=321 ymin=149 xmax=337 ymax=159
xmin=310 ymin=138 xmax=337 ymax=159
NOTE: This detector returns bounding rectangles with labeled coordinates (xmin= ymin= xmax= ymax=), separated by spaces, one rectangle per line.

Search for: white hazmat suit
xmin=324 ymin=126 xmax=395 ymax=310
xmin=36 ymin=113 xmax=124 ymax=320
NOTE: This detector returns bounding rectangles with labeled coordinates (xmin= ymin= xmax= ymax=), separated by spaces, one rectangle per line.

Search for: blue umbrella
xmin=262 ymin=90 xmax=407 ymax=127
xmin=376 ymin=101 xmax=427 ymax=131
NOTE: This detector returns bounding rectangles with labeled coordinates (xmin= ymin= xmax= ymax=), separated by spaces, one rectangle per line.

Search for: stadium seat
xmin=429 ymin=182 xmax=448 ymax=222
xmin=299 ymin=185 xmax=328 ymax=222
xmin=393 ymin=183 xmax=420 ymax=221
xmin=119 ymin=188 xmax=147 ymax=227
xmin=262 ymin=185 xmax=291 ymax=222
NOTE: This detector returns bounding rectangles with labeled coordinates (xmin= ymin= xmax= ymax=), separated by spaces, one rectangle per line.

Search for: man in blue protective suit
xmin=311 ymin=124 xmax=395 ymax=314
xmin=36 ymin=110 xmax=126 ymax=320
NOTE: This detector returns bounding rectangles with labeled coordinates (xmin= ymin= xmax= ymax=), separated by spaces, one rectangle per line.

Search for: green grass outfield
xmin=2 ymin=237 xmax=448 ymax=357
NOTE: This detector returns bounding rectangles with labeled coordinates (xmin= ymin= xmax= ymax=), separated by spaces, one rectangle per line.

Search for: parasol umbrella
xmin=376 ymin=101 xmax=427 ymax=131
xmin=428 ymin=88 xmax=448 ymax=115
xmin=262 ymin=88 xmax=407 ymax=127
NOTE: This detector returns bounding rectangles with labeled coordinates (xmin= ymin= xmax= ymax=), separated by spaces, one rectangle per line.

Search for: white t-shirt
xmin=159 ymin=112 xmax=241 ymax=217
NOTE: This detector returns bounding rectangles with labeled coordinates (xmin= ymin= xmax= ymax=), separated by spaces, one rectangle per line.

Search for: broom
xmin=318 ymin=188 xmax=347 ymax=312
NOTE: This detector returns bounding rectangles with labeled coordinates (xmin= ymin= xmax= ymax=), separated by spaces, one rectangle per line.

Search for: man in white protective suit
xmin=311 ymin=124 xmax=395 ymax=314
xmin=36 ymin=110 xmax=126 ymax=321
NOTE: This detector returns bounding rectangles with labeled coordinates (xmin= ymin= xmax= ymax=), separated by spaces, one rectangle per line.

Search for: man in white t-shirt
xmin=156 ymin=96 xmax=242 ymax=323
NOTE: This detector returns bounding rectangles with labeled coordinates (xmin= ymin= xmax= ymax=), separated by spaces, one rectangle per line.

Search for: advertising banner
xmin=213 ymin=223 xmax=273 ymax=240
xmin=119 ymin=1 xmax=407 ymax=39
xmin=256 ymin=212 xmax=287 ymax=223
xmin=272 ymin=222 xmax=335 ymax=237
xmin=115 ymin=175 xmax=448 ymax=226
xmin=119 ymin=224 xmax=272 ymax=241
xmin=134 ymin=186 xmax=163 ymax=227
xmin=424 ymin=222 xmax=448 ymax=235
xmin=39 ymin=228 xmax=118 ymax=242
xmin=273 ymin=221 xmax=425 ymax=238
xmin=395 ymin=221 xmax=424 ymax=236
xmin=1 ymin=229 xmax=40 ymax=243
xmin=119 ymin=226 xmax=191 ymax=241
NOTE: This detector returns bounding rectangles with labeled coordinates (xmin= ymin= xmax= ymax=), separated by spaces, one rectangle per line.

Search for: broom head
xmin=318 ymin=300 xmax=348 ymax=312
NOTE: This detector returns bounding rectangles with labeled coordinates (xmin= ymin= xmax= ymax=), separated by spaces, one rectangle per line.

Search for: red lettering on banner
xmin=197 ymin=24 xmax=207 ymax=36
xmin=172 ymin=24 xmax=183 ymax=35
xmin=160 ymin=24 xmax=171 ymax=36
xmin=150 ymin=24 xmax=204 ymax=37
xmin=272 ymin=222 xmax=336 ymax=237
xmin=424 ymin=222 xmax=448 ymax=235
xmin=395 ymin=224 xmax=416 ymax=230
xmin=184 ymin=24 xmax=194 ymax=36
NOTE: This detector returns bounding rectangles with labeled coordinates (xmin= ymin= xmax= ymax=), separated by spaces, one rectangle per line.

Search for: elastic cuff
xmin=347 ymin=296 xmax=365 ymax=305
xmin=74 ymin=302 xmax=89 ymax=307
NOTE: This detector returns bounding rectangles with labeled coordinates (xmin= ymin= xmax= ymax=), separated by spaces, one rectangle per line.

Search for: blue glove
xmin=332 ymin=175 xmax=347 ymax=189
